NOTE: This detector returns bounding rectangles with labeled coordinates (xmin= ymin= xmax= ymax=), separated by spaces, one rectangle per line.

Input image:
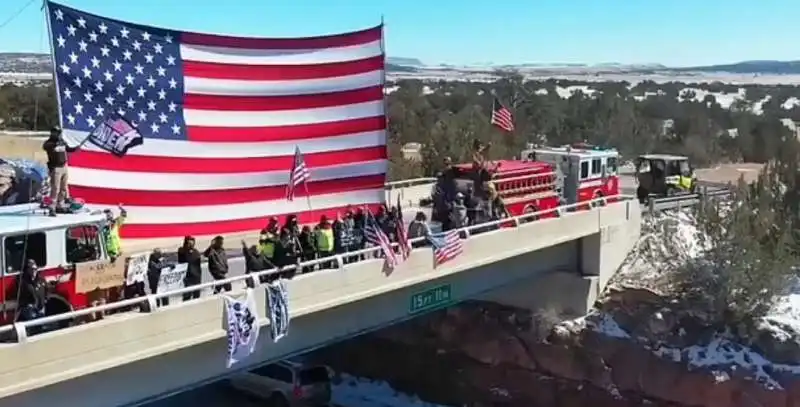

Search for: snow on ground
xmin=612 ymin=210 xmax=704 ymax=287
xmin=581 ymin=209 xmax=800 ymax=388
xmin=332 ymin=374 xmax=451 ymax=407
xmin=582 ymin=310 xmax=800 ymax=390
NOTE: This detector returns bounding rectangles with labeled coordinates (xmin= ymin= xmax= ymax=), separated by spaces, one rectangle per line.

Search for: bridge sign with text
xmin=409 ymin=284 xmax=452 ymax=314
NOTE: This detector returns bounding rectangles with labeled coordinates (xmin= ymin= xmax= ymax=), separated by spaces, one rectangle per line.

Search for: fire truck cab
xmin=520 ymin=143 xmax=620 ymax=204
xmin=0 ymin=207 xmax=110 ymax=326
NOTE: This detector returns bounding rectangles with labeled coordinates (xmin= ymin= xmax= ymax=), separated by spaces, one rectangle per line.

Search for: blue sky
xmin=1 ymin=0 xmax=797 ymax=67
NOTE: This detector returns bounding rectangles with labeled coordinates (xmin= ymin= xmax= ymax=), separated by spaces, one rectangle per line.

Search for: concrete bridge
xmin=0 ymin=196 xmax=641 ymax=407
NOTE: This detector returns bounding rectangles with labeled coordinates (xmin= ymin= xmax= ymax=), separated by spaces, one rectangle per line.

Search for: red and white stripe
xmin=491 ymin=98 xmax=514 ymax=132
xmin=65 ymin=26 xmax=387 ymax=239
xmin=434 ymin=230 xmax=463 ymax=266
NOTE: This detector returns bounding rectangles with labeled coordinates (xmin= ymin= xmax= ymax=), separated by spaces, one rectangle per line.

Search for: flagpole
xmin=303 ymin=181 xmax=312 ymax=211
xmin=43 ymin=1 xmax=65 ymax=133
xmin=379 ymin=15 xmax=390 ymax=207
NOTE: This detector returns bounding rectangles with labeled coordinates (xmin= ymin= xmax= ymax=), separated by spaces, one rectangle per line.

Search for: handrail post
xmin=648 ymin=198 xmax=655 ymax=214
xmin=146 ymin=295 xmax=158 ymax=312
xmin=14 ymin=323 xmax=27 ymax=343
xmin=334 ymin=255 xmax=344 ymax=270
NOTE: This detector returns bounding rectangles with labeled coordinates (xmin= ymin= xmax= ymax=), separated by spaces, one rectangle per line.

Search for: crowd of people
xmin=7 ymin=132 xmax=513 ymax=336
xmin=431 ymin=141 xmax=511 ymax=231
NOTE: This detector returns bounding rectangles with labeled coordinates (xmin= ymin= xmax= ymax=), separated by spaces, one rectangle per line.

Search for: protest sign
xmin=157 ymin=263 xmax=188 ymax=293
xmin=125 ymin=252 xmax=148 ymax=286
xmin=75 ymin=259 xmax=126 ymax=293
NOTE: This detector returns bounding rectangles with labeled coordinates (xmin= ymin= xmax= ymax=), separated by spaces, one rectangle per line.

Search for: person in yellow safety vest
xmin=103 ymin=205 xmax=127 ymax=260
xmin=258 ymin=232 xmax=276 ymax=261
xmin=259 ymin=217 xmax=279 ymax=261
xmin=315 ymin=215 xmax=335 ymax=268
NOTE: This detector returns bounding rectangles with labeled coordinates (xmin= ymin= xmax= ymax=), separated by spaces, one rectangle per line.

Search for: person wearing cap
xmin=42 ymin=126 xmax=77 ymax=216
xmin=315 ymin=215 xmax=335 ymax=268
xmin=259 ymin=216 xmax=279 ymax=264
xmin=178 ymin=236 xmax=202 ymax=301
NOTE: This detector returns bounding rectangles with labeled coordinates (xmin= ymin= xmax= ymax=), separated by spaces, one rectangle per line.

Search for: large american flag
xmin=490 ymin=97 xmax=514 ymax=132
xmin=286 ymin=146 xmax=310 ymax=201
xmin=428 ymin=230 xmax=463 ymax=266
xmin=364 ymin=210 xmax=398 ymax=268
xmin=47 ymin=2 xmax=387 ymax=239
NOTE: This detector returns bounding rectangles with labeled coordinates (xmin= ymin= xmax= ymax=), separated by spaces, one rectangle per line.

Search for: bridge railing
xmin=646 ymin=187 xmax=733 ymax=214
xmin=0 ymin=194 xmax=635 ymax=342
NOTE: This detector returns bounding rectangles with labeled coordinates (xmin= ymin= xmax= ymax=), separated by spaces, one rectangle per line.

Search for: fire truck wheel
xmin=521 ymin=205 xmax=539 ymax=223
xmin=45 ymin=295 xmax=74 ymax=329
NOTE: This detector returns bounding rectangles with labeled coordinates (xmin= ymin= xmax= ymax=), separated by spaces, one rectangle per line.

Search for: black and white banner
xmin=223 ymin=289 xmax=260 ymax=368
xmin=266 ymin=280 xmax=290 ymax=342
xmin=158 ymin=263 xmax=187 ymax=293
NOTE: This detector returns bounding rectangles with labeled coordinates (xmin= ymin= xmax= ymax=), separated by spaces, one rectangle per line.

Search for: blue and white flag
xmin=266 ymin=280 xmax=290 ymax=342
xmin=223 ymin=289 xmax=260 ymax=368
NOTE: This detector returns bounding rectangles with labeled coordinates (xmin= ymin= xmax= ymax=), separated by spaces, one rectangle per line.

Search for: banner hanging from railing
xmin=266 ymin=280 xmax=290 ymax=342
xmin=223 ymin=289 xmax=260 ymax=368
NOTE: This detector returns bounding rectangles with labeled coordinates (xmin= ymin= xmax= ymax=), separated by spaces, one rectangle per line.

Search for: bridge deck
xmin=0 ymin=196 xmax=641 ymax=407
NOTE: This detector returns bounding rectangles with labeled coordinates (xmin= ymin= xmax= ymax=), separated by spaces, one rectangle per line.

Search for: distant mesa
xmin=3 ymin=52 xmax=800 ymax=76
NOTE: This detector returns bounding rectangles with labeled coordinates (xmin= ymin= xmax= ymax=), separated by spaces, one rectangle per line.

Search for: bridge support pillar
xmin=579 ymin=201 xmax=641 ymax=294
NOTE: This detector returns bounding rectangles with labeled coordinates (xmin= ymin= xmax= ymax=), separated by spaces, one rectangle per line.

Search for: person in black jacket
xmin=204 ymin=236 xmax=230 ymax=294
xmin=147 ymin=249 xmax=171 ymax=306
xmin=178 ymin=236 xmax=202 ymax=301
xmin=298 ymin=226 xmax=316 ymax=273
xmin=16 ymin=259 xmax=48 ymax=333
xmin=241 ymin=240 xmax=275 ymax=287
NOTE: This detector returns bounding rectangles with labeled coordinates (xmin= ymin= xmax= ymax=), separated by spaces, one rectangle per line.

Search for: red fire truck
xmin=450 ymin=160 xmax=562 ymax=217
xmin=520 ymin=143 xmax=620 ymax=204
xmin=0 ymin=206 xmax=110 ymax=326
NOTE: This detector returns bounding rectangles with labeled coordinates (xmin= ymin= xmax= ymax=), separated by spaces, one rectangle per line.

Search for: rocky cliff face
xmin=311 ymin=212 xmax=800 ymax=406
xmin=313 ymin=294 xmax=800 ymax=407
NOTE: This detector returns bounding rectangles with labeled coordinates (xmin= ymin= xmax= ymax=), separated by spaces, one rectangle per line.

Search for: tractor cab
xmin=635 ymin=154 xmax=696 ymax=202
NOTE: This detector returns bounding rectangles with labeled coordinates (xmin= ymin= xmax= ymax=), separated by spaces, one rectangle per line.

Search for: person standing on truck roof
xmin=178 ymin=236 xmax=202 ymax=301
xmin=42 ymin=126 xmax=77 ymax=216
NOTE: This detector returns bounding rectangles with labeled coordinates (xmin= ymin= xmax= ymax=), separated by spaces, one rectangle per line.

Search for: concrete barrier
xmin=0 ymin=197 xmax=640 ymax=403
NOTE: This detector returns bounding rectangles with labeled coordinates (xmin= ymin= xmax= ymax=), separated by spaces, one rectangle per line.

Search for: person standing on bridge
xmin=204 ymin=236 xmax=231 ymax=294
xmin=15 ymin=259 xmax=48 ymax=332
xmin=178 ymin=236 xmax=202 ymax=301
xmin=103 ymin=205 xmax=127 ymax=260
xmin=42 ymin=126 xmax=77 ymax=216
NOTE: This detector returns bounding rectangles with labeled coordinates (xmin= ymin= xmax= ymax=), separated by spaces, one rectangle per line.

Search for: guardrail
xmin=0 ymin=194 xmax=634 ymax=341
xmin=645 ymin=187 xmax=733 ymax=214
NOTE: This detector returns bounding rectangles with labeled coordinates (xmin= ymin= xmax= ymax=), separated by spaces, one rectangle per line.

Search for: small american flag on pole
xmin=286 ymin=146 xmax=311 ymax=201
xmin=365 ymin=209 xmax=398 ymax=269
xmin=428 ymin=230 xmax=463 ymax=266
xmin=490 ymin=97 xmax=514 ymax=132
xmin=395 ymin=195 xmax=411 ymax=260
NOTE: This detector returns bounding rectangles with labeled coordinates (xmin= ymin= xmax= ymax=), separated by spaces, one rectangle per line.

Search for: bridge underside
xmin=0 ymin=239 xmax=599 ymax=407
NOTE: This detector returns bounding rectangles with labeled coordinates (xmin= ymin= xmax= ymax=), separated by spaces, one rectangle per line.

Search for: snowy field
xmin=577 ymin=210 xmax=800 ymax=390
